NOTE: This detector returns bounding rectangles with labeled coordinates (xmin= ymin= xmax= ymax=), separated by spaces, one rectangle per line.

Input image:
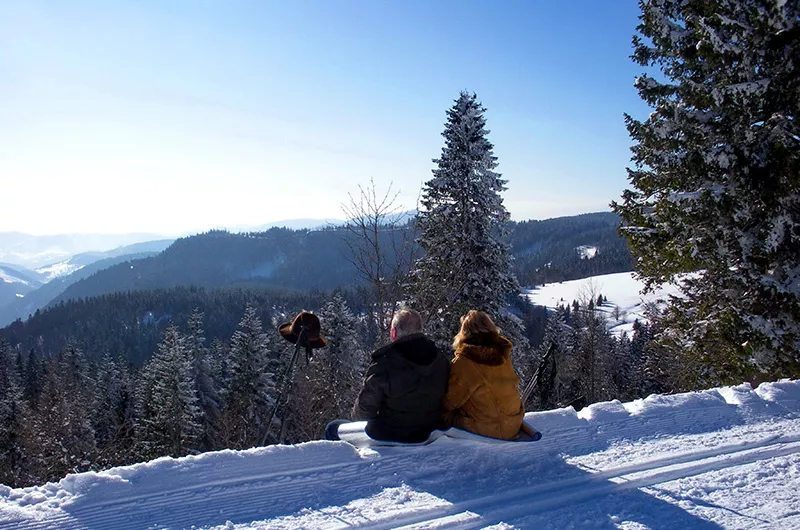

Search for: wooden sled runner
xmin=337 ymin=420 xmax=542 ymax=448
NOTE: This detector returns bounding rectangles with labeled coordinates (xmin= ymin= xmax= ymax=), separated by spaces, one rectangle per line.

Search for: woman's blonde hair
xmin=452 ymin=310 xmax=499 ymax=349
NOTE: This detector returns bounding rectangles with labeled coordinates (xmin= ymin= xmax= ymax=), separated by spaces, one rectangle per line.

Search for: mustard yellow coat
xmin=441 ymin=333 xmax=524 ymax=440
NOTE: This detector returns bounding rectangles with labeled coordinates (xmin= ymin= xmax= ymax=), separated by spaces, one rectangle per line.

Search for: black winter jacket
xmin=352 ymin=333 xmax=450 ymax=443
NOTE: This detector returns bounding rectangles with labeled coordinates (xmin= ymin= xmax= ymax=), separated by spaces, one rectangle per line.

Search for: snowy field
xmin=35 ymin=260 xmax=84 ymax=282
xmin=524 ymin=271 xmax=682 ymax=336
xmin=3 ymin=380 xmax=800 ymax=529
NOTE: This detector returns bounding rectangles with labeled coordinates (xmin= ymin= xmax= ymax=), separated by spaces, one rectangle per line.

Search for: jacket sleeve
xmin=441 ymin=359 xmax=480 ymax=424
xmin=351 ymin=361 xmax=385 ymax=420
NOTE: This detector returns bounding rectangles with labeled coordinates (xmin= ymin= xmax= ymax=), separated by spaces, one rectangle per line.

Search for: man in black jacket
xmin=350 ymin=309 xmax=450 ymax=443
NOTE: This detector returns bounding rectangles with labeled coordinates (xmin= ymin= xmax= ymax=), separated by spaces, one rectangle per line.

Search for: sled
xmin=336 ymin=421 xmax=446 ymax=447
xmin=336 ymin=420 xmax=541 ymax=448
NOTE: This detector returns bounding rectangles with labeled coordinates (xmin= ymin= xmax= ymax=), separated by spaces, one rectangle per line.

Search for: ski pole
xmin=521 ymin=342 xmax=556 ymax=405
xmin=262 ymin=326 xmax=308 ymax=445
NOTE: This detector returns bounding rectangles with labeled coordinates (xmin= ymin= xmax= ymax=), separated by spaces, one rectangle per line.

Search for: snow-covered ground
xmin=0 ymin=268 xmax=33 ymax=287
xmin=35 ymin=260 xmax=85 ymax=282
xmin=524 ymin=271 xmax=682 ymax=336
xmin=575 ymin=245 xmax=598 ymax=260
xmin=3 ymin=380 xmax=800 ymax=529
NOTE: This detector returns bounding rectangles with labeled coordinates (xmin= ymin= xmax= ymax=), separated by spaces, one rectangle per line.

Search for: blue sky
xmin=0 ymin=0 xmax=649 ymax=235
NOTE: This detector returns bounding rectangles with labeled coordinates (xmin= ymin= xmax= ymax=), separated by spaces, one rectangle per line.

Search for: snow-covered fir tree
xmin=612 ymin=0 xmax=800 ymax=381
xmin=27 ymin=342 xmax=97 ymax=482
xmin=21 ymin=349 xmax=43 ymax=405
xmin=572 ymin=301 xmax=617 ymax=404
xmin=611 ymin=332 xmax=636 ymax=401
xmin=624 ymin=319 xmax=656 ymax=396
xmin=137 ymin=326 xmax=202 ymax=459
xmin=208 ymin=337 xmax=230 ymax=399
xmin=91 ymin=352 xmax=136 ymax=467
xmin=219 ymin=306 xmax=275 ymax=449
xmin=91 ymin=353 xmax=122 ymax=448
xmin=532 ymin=307 xmax=578 ymax=410
xmin=318 ymin=292 xmax=366 ymax=413
xmin=185 ymin=309 xmax=221 ymax=451
xmin=411 ymin=91 xmax=527 ymax=363
xmin=0 ymin=340 xmax=27 ymax=486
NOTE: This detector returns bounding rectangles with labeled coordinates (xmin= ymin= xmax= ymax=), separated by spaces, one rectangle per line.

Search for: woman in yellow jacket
xmin=442 ymin=310 xmax=524 ymax=440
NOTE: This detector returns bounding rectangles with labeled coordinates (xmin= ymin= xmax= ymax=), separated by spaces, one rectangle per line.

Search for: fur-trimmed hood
xmin=455 ymin=332 xmax=513 ymax=366
xmin=443 ymin=331 xmax=522 ymax=440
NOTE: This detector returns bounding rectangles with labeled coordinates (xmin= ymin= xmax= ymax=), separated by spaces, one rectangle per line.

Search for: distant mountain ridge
xmin=51 ymin=228 xmax=358 ymax=305
xmin=0 ymin=263 xmax=44 ymax=286
xmin=0 ymin=232 xmax=169 ymax=269
xmin=0 ymin=263 xmax=45 ymax=312
xmin=0 ymin=218 xmax=348 ymax=269
xmin=35 ymin=239 xmax=176 ymax=281
xmin=47 ymin=212 xmax=631 ymax=307
xmin=0 ymin=240 xmax=175 ymax=326
xmin=224 ymin=217 xmax=346 ymax=232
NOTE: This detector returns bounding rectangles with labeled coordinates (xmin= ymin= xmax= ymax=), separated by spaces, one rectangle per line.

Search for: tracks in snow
xmin=384 ymin=433 xmax=800 ymax=529
xmin=5 ymin=433 xmax=800 ymax=530
xmin=6 ymin=453 xmax=411 ymax=530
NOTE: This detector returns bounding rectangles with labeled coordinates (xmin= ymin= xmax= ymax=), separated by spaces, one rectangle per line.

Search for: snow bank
xmin=3 ymin=380 xmax=800 ymax=529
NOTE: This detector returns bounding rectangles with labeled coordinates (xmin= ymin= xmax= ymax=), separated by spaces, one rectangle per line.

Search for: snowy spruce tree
xmin=91 ymin=353 xmax=122 ymax=450
xmin=572 ymin=300 xmax=617 ymax=404
xmin=317 ymin=293 xmax=366 ymax=412
xmin=21 ymin=349 xmax=43 ymax=405
xmin=137 ymin=326 xmax=202 ymax=459
xmin=0 ymin=340 xmax=27 ymax=486
xmin=219 ymin=306 xmax=275 ymax=449
xmin=527 ymin=309 xmax=572 ymax=410
xmin=613 ymin=0 xmax=800 ymax=382
xmin=91 ymin=352 xmax=136 ymax=467
xmin=28 ymin=342 xmax=97 ymax=483
xmin=412 ymin=91 xmax=527 ymax=363
xmin=186 ymin=309 xmax=221 ymax=451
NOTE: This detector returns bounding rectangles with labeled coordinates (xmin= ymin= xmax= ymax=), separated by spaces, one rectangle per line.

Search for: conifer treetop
xmin=412 ymin=91 xmax=522 ymax=351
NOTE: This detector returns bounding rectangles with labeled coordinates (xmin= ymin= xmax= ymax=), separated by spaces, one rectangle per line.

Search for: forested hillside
xmin=0 ymin=264 xmax=44 ymax=309
xmin=42 ymin=213 xmax=631 ymax=308
xmin=1 ymin=286 xmax=334 ymax=366
xmin=51 ymin=228 xmax=383 ymax=303
xmin=510 ymin=212 xmax=633 ymax=286
xmin=0 ymin=251 xmax=164 ymax=327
